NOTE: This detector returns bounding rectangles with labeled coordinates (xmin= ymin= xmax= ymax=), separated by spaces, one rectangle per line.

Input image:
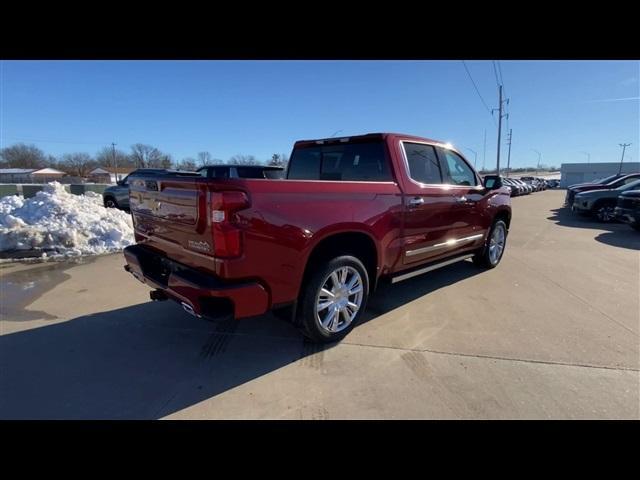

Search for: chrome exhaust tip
xmin=181 ymin=302 xmax=200 ymax=318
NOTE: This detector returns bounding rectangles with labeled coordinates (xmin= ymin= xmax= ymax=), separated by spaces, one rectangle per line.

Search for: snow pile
xmin=0 ymin=182 xmax=134 ymax=258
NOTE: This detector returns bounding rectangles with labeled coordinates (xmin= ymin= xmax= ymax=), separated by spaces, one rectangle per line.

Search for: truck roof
xmin=197 ymin=164 xmax=284 ymax=170
xmin=294 ymin=132 xmax=447 ymax=148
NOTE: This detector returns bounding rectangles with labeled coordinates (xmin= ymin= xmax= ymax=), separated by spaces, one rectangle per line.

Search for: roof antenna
xmin=330 ymin=130 xmax=343 ymax=138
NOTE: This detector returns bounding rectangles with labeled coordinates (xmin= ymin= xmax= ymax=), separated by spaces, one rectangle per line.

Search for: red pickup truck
xmin=123 ymin=133 xmax=511 ymax=343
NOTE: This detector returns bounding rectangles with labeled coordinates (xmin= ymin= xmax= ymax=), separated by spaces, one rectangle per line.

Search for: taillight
xmin=210 ymin=191 xmax=250 ymax=258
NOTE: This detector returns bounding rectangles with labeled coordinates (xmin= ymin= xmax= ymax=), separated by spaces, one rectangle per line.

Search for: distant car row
xmin=501 ymin=177 xmax=558 ymax=196
xmin=564 ymin=172 xmax=640 ymax=230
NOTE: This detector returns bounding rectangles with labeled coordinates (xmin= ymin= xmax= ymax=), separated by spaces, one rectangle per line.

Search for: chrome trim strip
xmin=405 ymin=233 xmax=484 ymax=257
xmin=391 ymin=254 xmax=475 ymax=283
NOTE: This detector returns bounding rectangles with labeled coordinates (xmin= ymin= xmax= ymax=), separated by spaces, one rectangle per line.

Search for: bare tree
xmin=159 ymin=154 xmax=173 ymax=169
xmin=60 ymin=153 xmax=96 ymax=177
xmin=197 ymin=151 xmax=216 ymax=166
xmin=229 ymin=154 xmax=260 ymax=165
xmin=130 ymin=144 xmax=171 ymax=168
xmin=176 ymin=158 xmax=198 ymax=171
xmin=0 ymin=143 xmax=47 ymax=169
xmin=268 ymin=153 xmax=289 ymax=167
xmin=95 ymin=146 xmax=133 ymax=168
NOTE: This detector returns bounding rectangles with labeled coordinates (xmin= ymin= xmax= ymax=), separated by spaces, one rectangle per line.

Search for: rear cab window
xmin=287 ymin=141 xmax=393 ymax=181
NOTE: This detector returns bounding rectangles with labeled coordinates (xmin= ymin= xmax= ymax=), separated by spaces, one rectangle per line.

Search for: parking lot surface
xmin=0 ymin=189 xmax=638 ymax=419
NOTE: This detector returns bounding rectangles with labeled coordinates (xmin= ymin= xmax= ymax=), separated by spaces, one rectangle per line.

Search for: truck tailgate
xmin=129 ymin=175 xmax=217 ymax=261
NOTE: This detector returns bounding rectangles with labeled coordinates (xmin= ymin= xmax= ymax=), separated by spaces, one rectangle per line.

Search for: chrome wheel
xmin=105 ymin=199 xmax=117 ymax=208
xmin=488 ymin=223 xmax=506 ymax=265
xmin=596 ymin=205 xmax=615 ymax=222
xmin=315 ymin=266 xmax=363 ymax=333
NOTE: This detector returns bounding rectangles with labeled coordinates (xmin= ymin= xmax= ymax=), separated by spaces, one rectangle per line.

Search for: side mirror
xmin=483 ymin=175 xmax=503 ymax=190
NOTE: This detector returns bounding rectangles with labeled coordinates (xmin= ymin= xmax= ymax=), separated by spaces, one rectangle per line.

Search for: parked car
xmin=502 ymin=178 xmax=521 ymax=196
xmin=198 ymin=164 xmax=285 ymax=179
xmin=520 ymin=177 xmax=541 ymax=192
xmin=123 ymin=132 xmax=512 ymax=343
xmin=512 ymin=179 xmax=531 ymax=194
xmin=103 ymin=168 xmax=173 ymax=210
xmin=568 ymin=173 xmax=626 ymax=191
xmin=536 ymin=178 xmax=547 ymax=190
xmin=614 ymin=190 xmax=640 ymax=231
xmin=565 ymin=173 xmax=640 ymax=207
xmin=545 ymin=179 xmax=559 ymax=189
xmin=572 ymin=179 xmax=640 ymax=222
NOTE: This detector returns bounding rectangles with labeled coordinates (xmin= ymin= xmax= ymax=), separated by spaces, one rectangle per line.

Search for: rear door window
xmin=403 ymin=142 xmax=443 ymax=184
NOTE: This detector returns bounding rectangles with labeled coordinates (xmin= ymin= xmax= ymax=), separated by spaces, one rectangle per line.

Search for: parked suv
xmin=123 ymin=133 xmax=511 ymax=343
xmin=565 ymin=173 xmax=640 ymax=207
xmin=103 ymin=169 xmax=171 ymax=210
xmin=614 ymin=190 xmax=640 ymax=230
xmin=572 ymin=180 xmax=640 ymax=222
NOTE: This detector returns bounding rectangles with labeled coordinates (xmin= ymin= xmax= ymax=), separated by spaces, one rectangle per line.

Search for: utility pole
xmin=580 ymin=151 xmax=590 ymax=164
xmin=506 ymin=129 xmax=513 ymax=177
xmin=465 ymin=148 xmax=478 ymax=169
xmin=492 ymin=85 xmax=508 ymax=175
xmin=482 ymin=129 xmax=487 ymax=172
xmin=111 ymin=142 xmax=118 ymax=184
xmin=532 ymin=149 xmax=542 ymax=173
xmin=618 ymin=143 xmax=631 ymax=174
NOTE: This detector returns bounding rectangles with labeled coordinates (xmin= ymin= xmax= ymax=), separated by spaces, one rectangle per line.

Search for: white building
xmin=88 ymin=167 xmax=135 ymax=184
xmin=560 ymin=162 xmax=640 ymax=188
xmin=0 ymin=168 xmax=67 ymax=183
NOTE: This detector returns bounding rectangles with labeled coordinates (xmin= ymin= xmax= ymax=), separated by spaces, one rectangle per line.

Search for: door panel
xmin=436 ymin=147 xmax=487 ymax=252
xmin=402 ymin=187 xmax=459 ymax=265
xmin=400 ymin=142 xmax=485 ymax=266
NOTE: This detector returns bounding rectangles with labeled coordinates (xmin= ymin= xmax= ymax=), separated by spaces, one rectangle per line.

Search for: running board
xmin=390 ymin=254 xmax=475 ymax=284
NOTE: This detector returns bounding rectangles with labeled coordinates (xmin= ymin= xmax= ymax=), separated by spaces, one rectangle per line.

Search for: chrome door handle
xmin=408 ymin=197 xmax=425 ymax=206
xmin=455 ymin=196 xmax=467 ymax=203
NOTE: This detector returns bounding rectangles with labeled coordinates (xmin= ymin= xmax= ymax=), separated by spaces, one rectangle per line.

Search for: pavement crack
xmin=341 ymin=340 xmax=639 ymax=372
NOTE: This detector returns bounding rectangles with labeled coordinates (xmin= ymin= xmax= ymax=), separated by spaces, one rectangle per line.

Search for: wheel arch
xmin=300 ymin=229 xmax=379 ymax=298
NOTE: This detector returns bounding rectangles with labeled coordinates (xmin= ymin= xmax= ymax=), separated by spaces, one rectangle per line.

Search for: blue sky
xmin=1 ymin=60 xmax=638 ymax=169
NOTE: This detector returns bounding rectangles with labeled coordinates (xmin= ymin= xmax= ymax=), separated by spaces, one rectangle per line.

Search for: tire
xmin=593 ymin=201 xmax=616 ymax=223
xmin=297 ymin=255 xmax=369 ymax=344
xmin=473 ymin=219 xmax=508 ymax=269
xmin=104 ymin=196 xmax=119 ymax=209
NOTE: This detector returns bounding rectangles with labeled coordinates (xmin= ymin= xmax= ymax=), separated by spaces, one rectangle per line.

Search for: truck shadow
xmin=0 ymin=261 xmax=480 ymax=420
xmin=594 ymin=230 xmax=640 ymax=250
xmin=547 ymin=207 xmax=639 ymax=249
xmin=547 ymin=207 xmax=620 ymax=230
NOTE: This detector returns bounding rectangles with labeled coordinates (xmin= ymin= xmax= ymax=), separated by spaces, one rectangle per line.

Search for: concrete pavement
xmin=0 ymin=189 xmax=638 ymax=419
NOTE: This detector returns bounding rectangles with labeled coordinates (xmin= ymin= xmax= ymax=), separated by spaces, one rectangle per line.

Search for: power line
xmin=461 ymin=61 xmax=497 ymax=126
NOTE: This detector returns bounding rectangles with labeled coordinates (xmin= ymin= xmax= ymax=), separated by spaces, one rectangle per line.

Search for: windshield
xmin=617 ymin=179 xmax=640 ymax=191
xmin=599 ymin=174 xmax=621 ymax=184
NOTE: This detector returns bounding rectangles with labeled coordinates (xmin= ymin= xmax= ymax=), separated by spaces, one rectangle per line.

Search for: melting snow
xmin=0 ymin=182 xmax=134 ymax=259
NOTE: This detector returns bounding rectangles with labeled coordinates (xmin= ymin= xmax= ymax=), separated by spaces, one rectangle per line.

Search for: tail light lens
xmin=210 ymin=191 xmax=250 ymax=258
